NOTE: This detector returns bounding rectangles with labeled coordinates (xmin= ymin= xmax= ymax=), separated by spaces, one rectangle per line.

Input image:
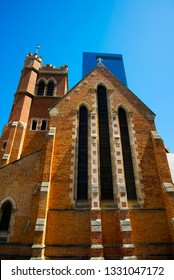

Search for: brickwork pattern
xmin=0 ymin=56 xmax=174 ymax=259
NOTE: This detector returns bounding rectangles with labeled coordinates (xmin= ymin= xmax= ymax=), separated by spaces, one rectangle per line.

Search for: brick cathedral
xmin=0 ymin=52 xmax=174 ymax=260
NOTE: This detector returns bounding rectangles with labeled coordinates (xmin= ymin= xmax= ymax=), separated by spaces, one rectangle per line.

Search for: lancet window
xmin=0 ymin=202 xmax=12 ymax=231
xmin=77 ymin=106 xmax=88 ymax=200
xmin=97 ymin=85 xmax=114 ymax=200
xmin=118 ymin=107 xmax=137 ymax=200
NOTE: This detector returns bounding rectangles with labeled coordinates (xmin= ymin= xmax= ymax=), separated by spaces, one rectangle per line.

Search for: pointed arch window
xmin=118 ymin=108 xmax=137 ymax=200
xmin=37 ymin=80 xmax=45 ymax=96
xmin=0 ymin=201 xmax=12 ymax=231
xmin=47 ymin=81 xmax=54 ymax=96
xmin=97 ymin=85 xmax=114 ymax=200
xmin=77 ymin=106 xmax=88 ymax=200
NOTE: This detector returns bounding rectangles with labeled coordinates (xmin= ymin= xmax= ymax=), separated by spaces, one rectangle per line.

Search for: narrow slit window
xmin=0 ymin=202 xmax=12 ymax=231
xmin=77 ymin=106 xmax=88 ymax=200
xmin=118 ymin=108 xmax=137 ymax=200
xmin=3 ymin=141 xmax=7 ymax=149
xmin=97 ymin=85 xmax=113 ymax=200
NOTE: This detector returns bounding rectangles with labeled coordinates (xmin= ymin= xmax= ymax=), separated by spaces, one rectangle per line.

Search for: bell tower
xmin=0 ymin=53 xmax=68 ymax=167
xmin=9 ymin=53 xmax=42 ymax=123
xmin=0 ymin=54 xmax=42 ymax=165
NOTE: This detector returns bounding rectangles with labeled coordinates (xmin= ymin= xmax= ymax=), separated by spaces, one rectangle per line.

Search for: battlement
xmin=24 ymin=53 xmax=68 ymax=74
xmin=41 ymin=64 xmax=68 ymax=73
xmin=25 ymin=53 xmax=42 ymax=63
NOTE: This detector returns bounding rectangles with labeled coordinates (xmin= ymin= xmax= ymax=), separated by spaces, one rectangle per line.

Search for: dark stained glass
xmin=97 ymin=85 xmax=113 ymax=200
xmin=0 ymin=202 xmax=12 ymax=231
xmin=77 ymin=106 xmax=88 ymax=200
xmin=37 ymin=81 xmax=45 ymax=95
xmin=118 ymin=108 xmax=137 ymax=200
xmin=47 ymin=81 xmax=54 ymax=96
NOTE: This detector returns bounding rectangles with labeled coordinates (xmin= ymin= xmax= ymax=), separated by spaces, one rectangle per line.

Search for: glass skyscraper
xmin=82 ymin=52 xmax=127 ymax=86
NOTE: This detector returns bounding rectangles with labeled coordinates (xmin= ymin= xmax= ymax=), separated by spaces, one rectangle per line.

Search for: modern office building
xmin=82 ymin=52 xmax=127 ymax=85
xmin=0 ymin=52 xmax=174 ymax=260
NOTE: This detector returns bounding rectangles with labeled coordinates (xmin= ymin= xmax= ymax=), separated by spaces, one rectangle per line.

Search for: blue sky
xmin=0 ymin=0 xmax=174 ymax=151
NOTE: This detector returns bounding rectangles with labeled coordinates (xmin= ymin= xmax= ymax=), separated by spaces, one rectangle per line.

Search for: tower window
xmin=37 ymin=81 xmax=45 ymax=95
xmin=30 ymin=119 xmax=48 ymax=131
xmin=0 ymin=202 xmax=12 ymax=231
xmin=31 ymin=120 xmax=37 ymax=130
xmin=47 ymin=81 xmax=54 ymax=96
xmin=3 ymin=141 xmax=7 ymax=150
xmin=41 ymin=120 xmax=47 ymax=131
xmin=118 ymin=108 xmax=137 ymax=200
xmin=97 ymin=85 xmax=113 ymax=200
xmin=77 ymin=106 xmax=88 ymax=200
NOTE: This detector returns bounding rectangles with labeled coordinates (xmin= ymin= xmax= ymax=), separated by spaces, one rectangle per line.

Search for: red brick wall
xmin=0 ymin=151 xmax=42 ymax=258
xmin=0 ymin=63 xmax=174 ymax=260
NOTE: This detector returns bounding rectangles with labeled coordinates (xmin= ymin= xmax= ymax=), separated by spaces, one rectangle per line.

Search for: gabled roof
xmin=49 ymin=61 xmax=155 ymax=118
xmin=95 ymin=61 xmax=156 ymax=117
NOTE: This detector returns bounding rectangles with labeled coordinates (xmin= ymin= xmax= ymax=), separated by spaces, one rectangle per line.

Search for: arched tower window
xmin=118 ymin=107 xmax=137 ymax=200
xmin=47 ymin=81 xmax=54 ymax=96
xmin=77 ymin=106 xmax=88 ymax=200
xmin=0 ymin=201 xmax=12 ymax=231
xmin=37 ymin=80 xmax=45 ymax=95
xmin=97 ymin=85 xmax=113 ymax=200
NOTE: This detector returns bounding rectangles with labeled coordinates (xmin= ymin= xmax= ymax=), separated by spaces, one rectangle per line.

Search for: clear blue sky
xmin=0 ymin=0 xmax=174 ymax=151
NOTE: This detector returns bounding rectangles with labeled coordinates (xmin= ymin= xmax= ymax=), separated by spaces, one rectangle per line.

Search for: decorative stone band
xmin=30 ymin=244 xmax=46 ymax=260
xmin=12 ymin=121 xmax=27 ymax=128
xmin=35 ymin=219 xmax=46 ymax=232
xmin=91 ymin=219 xmax=102 ymax=232
xmin=122 ymin=244 xmax=135 ymax=248
xmin=91 ymin=244 xmax=103 ymax=249
xmin=2 ymin=154 xmax=9 ymax=160
xmin=90 ymin=244 xmax=104 ymax=260
xmin=163 ymin=182 xmax=174 ymax=192
xmin=151 ymin=131 xmax=162 ymax=140
xmin=48 ymin=127 xmax=56 ymax=136
xmin=120 ymin=219 xmax=132 ymax=232
xmin=31 ymin=244 xmax=45 ymax=249
xmin=123 ymin=256 xmax=137 ymax=260
xmin=40 ymin=182 xmax=50 ymax=192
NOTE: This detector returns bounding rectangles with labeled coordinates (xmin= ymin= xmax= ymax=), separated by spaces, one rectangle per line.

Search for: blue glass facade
xmin=82 ymin=52 xmax=127 ymax=86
